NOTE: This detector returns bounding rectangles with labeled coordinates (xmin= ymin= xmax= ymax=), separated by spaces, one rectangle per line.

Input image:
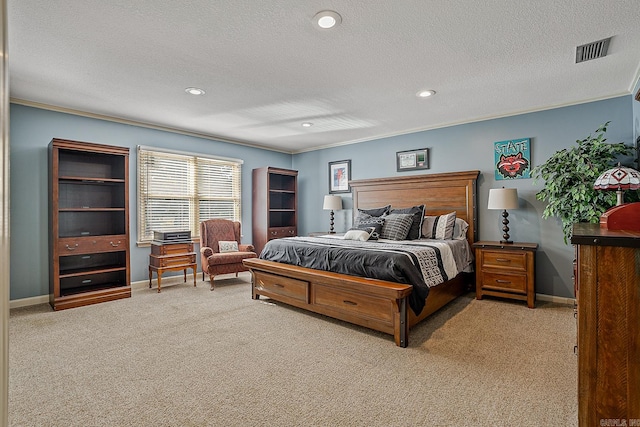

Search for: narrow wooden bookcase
xmin=49 ymin=138 xmax=131 ymax=310
xmin=252 ymin=167 xmax=298 ymax=255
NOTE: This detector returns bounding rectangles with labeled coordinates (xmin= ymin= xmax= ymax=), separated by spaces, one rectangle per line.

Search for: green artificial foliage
xmin=531 ymin=122 xmax=638 ymax=243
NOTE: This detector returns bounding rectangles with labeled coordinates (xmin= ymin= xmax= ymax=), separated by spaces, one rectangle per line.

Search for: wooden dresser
xmin=571 ymin=223 xmax=640 ymax=426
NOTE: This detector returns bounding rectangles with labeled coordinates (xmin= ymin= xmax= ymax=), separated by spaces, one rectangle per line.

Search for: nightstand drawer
xmin=480 ymin=271 xmax=527 ymax=294
xmin=149 ymin=253 xmax=196 ymax=268
xmin=481 ymin=250 xmax=527 ymax=271
xmin=151 ymin=242 xmax=193 ymax=255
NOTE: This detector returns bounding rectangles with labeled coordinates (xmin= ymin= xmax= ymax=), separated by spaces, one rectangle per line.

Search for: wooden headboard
xmin=350 ymin=170 xmax=480 ymax=245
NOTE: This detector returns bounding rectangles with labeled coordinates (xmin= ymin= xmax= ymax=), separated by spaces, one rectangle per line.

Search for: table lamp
xmin=487 ymin=188 xmax=519 ymax=244
xmin=593 ymin=162 xmax=640 ymax=206
xmin=594 ymin=162 xmax=640 ymax=231
xmin=323 ymin=195 xmax=342 ymax=234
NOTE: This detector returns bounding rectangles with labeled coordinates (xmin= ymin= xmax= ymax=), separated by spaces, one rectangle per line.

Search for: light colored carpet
xmin=9 ymin=273 xmax=577 ymax=426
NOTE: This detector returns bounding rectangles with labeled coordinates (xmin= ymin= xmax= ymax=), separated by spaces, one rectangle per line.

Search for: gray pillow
xmin=380 ymin=213 xmax=413 ymax=240
xmin=388 ymin=205 xmax=425 ymax=240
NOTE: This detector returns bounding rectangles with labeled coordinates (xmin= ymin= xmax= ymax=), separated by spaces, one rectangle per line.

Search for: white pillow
xmin=343 ymin=229 xmax=371 ymax=241
xmin=452 ymin=218 xmax=469 ymax=240
xmin=218 ymin=240 xmax=239 ymax=253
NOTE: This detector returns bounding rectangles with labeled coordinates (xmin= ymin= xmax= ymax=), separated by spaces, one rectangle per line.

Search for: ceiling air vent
xmin=576 ymin=37 xmax=611 ymax=63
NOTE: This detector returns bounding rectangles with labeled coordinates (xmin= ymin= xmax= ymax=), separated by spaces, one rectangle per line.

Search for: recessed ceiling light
xmin=417 ymin=90 xmax=436 ymax=98
xmin=313 ymin=10 xmax=342 ymax=29
xmin=301 ymin=122 xmax=313 ymax=128
xmin=185 ymin=87 xmax=205 ymax=96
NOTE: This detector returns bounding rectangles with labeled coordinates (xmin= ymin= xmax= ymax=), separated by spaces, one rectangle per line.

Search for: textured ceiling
xmin=7 ymin=1 xmax=640 ymax=153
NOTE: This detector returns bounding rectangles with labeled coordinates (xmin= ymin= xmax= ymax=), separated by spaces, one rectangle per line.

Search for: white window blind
xmin=137 ymin=146 xmax=242 ymax=243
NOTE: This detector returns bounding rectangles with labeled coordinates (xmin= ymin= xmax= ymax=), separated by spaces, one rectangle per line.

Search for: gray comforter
xmin=259 ymin=236 xmax=472 ymax=315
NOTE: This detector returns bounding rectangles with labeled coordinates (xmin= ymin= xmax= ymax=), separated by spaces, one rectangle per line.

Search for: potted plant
xmin=531 ymin=122 xmax=638 ymax=243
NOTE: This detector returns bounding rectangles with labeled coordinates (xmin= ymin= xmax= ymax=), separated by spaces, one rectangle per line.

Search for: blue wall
xmin=9 ymin=96 xmax=635 ymax=301
xmin=293 ymin=96 xmax=634 ymax=298
xmin=9 ymin=104 xmax=292 ymax=300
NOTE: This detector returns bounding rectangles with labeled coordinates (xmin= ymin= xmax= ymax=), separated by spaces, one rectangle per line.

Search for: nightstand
xmin=148 ymin=242 xmax=197 ymax=293
xmin=473 ymin=241 xmax=538 ymax=308
xmin=308 ymin=232 xmax=343 ymax=237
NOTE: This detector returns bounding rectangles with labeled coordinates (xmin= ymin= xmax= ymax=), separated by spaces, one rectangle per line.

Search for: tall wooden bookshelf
xmin=49 ymin=138 xmax=130 ymax=310
xmin=252 ymin=167 xmax=298 ymax=255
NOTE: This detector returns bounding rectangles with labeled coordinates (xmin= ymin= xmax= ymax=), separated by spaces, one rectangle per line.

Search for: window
xmin=137 ymin=146 xmax=242 ymax=244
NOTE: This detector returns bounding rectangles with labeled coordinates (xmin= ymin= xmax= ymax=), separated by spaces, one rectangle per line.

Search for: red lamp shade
xmin=593 ymin=163 xmax=640 ymax=206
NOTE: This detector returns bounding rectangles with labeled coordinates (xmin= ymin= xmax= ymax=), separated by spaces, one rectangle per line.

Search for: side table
xmin=148 ymin=242 xmax=197 ymax=293
xmin=473 ymin=241 xmax=538 ymax=308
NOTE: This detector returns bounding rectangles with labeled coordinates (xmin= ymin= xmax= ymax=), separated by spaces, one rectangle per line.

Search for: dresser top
xmin=571 ymin=222 xmax=640 ymax=248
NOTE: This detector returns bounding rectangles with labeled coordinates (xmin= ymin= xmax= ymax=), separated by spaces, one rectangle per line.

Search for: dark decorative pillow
xmin=357 ymin=205 xmax=391 ymax=217
xmin=353 ymin=211 xmax=368 ymax=228
xmin=388 ymin=205 xmax=425 ymax=240
xmin=351 ymin=215 xmax=384 ymax=240
xmin=380 ymin=213 xmax=413 ymax=240
xmin=424 ymin=212 xmax=456 ymax=240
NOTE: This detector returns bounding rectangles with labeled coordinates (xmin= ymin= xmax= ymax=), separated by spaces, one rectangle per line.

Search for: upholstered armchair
xmin=200 ymin=219 xmax=257 ymax=290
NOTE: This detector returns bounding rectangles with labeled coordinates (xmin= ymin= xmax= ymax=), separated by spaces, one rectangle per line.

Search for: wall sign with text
xmin=494 ymin=138 xmax=531 ymax=180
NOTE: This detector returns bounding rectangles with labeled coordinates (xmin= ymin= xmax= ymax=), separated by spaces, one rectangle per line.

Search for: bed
xmin=243 ymin=170 xmax=480 ymax=347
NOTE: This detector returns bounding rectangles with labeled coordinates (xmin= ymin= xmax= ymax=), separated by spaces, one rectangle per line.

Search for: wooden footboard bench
xmin=244 ymin=258 xmax=413 ymax=347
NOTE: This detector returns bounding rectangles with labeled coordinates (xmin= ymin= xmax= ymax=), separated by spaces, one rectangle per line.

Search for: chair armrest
xmin=200 ymin=246 xmax=214 ymax=258
xmin=239 ymin=244 xmax=255 ymax=252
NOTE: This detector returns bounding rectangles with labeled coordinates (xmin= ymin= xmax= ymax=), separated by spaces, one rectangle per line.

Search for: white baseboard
xmin=9 ymin=295 xmax=50 ymax=309
xmin=9 ymin=276 xmax=572 ymax=309
xmin=9 ymin=272 xmax=252 ymax=308
xmin=8 ymin=276 xmax=203 ymax=308
xmin=136 ymin=271 xmax=251 ymax=291
xmin=132 ymin=272 xmax=205 ymax=291
xmin=536 ymin=293 xmax=575 ymax=306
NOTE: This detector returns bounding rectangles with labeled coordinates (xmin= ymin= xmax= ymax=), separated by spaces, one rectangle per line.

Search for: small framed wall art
xmin=396 ymin=148 xmax=429 ymax=172
xmin=494 ymin=138 xmax=531 ymax=180
xmin=329 ymin=159 xmax=351 ymax=193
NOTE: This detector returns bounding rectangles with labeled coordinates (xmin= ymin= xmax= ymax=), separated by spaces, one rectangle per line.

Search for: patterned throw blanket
xmin=260 ymin=236 xmax=466 ymax=315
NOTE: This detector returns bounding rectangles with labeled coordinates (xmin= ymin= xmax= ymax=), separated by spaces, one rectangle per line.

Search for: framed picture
xmin=396 ymin=148 xmax=429 ymax=172
xmin=329 ymin=159 xmax=351 ymax=193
